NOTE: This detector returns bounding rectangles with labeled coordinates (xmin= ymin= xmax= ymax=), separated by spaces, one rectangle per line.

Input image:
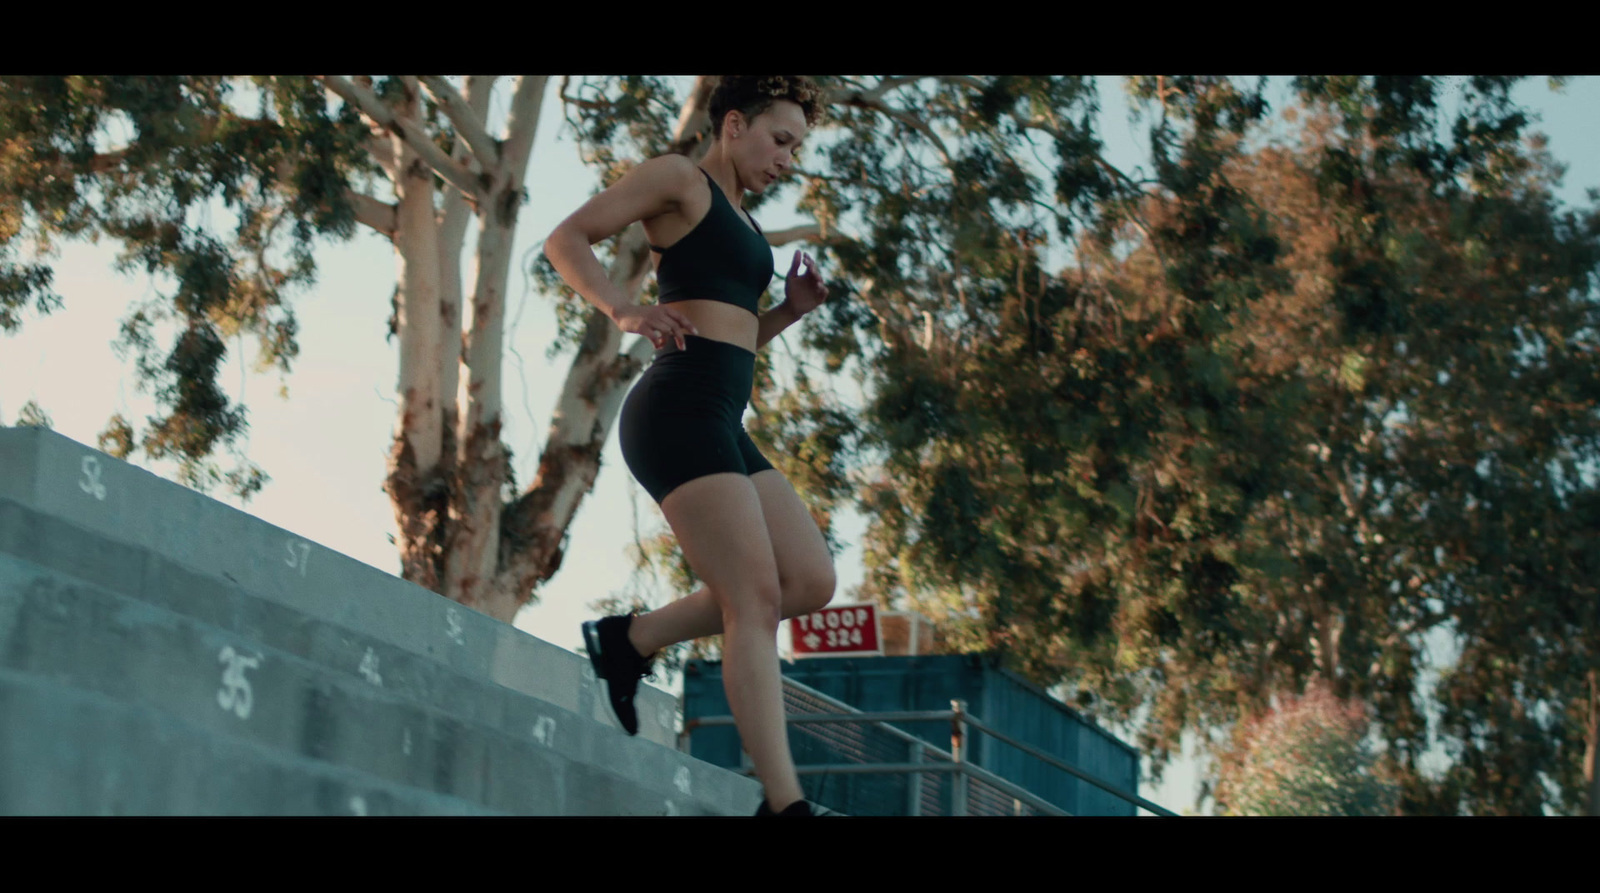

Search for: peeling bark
xmin=384 ymin=430 xmax=450 ymax=589
xmin=441 ymin=77 xmax=547 ymax=619
xmin=386 ymin=79 xmax=447 ymax=589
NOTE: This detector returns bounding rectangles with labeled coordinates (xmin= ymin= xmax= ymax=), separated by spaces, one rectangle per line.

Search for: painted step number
xmin=285 ymin=539 xmax=310 ymax=576
xmin=359 ymin=647 xmax=382 ymax=686
xmin=79 ymin=455 xmax=107 ymax=501
xmin=217 ymin=646 xmax=261 ymax=719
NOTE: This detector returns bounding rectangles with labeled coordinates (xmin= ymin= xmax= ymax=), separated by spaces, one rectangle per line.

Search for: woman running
xmin=544 ymin=76 xmax=837 ymax=817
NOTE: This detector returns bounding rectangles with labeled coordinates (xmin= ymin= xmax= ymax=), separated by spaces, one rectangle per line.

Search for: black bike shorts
xmin=619 ymin=334 xmax=775 ymax=506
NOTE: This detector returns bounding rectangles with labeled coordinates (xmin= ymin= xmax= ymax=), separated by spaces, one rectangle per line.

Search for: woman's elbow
xmin=543 ymin=225 xmax=575 ymax=261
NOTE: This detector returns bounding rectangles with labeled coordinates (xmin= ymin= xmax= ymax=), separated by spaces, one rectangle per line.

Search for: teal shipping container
xmin=682 ymin=653 xmax=1141 ymax=816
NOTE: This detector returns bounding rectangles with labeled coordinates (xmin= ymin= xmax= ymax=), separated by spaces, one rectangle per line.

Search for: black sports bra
xmin=649 ymin=167 xmax=773 ymax=316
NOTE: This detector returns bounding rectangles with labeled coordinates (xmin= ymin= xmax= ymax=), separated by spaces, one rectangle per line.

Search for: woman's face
xmin=728 ymin=99 xmax=808 ymax=193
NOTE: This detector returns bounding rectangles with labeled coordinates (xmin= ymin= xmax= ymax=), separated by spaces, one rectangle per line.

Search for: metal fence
xmin=680 ymin=675 xmax=1178 ymax=817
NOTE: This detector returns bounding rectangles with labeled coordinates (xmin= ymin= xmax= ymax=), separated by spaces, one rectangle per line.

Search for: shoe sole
xmin=582 ymin=621 xmax=610 ymax=690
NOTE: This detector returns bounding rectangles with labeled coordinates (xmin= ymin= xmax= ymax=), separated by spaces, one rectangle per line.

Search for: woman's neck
xmin=699 ymin=146 xmax=746 ymax=207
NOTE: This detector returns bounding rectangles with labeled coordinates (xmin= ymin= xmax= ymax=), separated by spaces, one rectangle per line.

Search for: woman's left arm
xmin=757 ymin=300 xmax=801 ymax=351
xmin=757 ymin=250 xmax=829 ymax=350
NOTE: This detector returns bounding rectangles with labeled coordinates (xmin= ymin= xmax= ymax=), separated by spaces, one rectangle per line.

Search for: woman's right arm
xmin=543 ymin=154 xmax=698 ymax=324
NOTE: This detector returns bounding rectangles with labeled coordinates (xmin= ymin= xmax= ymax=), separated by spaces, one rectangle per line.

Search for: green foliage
xmin=97 ymin=413 xmax=134 ymax=459
xmin=0 ymin=76 xmax=372 ymax=501
xmin=1215 ymin=679 xmax=1401 ymax=815
xmin=586 ymin=78 xmax=1599 ymax=814
xmin=789 ymin=76 xmax=1599 ymax=815
xmin=14 ymin=398 xmax=52 ymax=429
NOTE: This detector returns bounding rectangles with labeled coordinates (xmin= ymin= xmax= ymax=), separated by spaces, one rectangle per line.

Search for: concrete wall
xmin=0 ymin=426 xmax=762 ymax=815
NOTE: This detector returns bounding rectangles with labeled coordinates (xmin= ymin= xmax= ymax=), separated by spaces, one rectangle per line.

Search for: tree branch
xmin=1010 ymin=109 xmax=1150 ymax=194
xmin=823 ymin=75 xmax=927 ymax=106
xmin=829 ymin=79 xmax=954 ymax=167
xmin=88 ymin=149 xmax=130 ymax=174
xmin=934 ymin=75 xmax=987 ymax=92
xmin=365 ymin=134 xmax=397 ymax=180
xmin=1007 ymin=108 xmax=1163 ymax=249
xmin=666 ymin=76 xmax=718 ymax=156
xmin=763 ymin=223 xmax=841 ymax=247
xmin=318 ymin=75 xmax=482 ymax=202
xmin=851 ymin=276 xmax=914 ymax=350
xmin=499 ymin=76 xmax=549 ymax=187
xmin=348 ymin=190 xmax=398 ymax=237
xmin=420 ymin=75 xmax=501 ymax=173
xmin=558 ymin=76 xmax=609 ymax=110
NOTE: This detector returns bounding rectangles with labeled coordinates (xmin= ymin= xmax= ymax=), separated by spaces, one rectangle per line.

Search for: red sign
xmin=790 ymin=603 xmax=882 ymax=658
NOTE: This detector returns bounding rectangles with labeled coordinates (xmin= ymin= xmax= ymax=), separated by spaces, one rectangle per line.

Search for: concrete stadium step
xmin=0 ymin=427 xmax=766 ymax=816
xmin=0 ymin=496 xmax=681 ymax=748
xmin=0 ymin=427 xmax=680 ymax=748
xmin=0 ymin=665 xmax=498 ymax=816
xmin=0 ymin=552 xmax=747 ymax=816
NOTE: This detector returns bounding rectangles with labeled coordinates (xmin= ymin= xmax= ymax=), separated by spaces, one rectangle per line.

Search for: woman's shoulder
xmin=637 ymin=152 xmax=701 ymax=183
xmin=621 ymin=153 xmax=704 ymax=207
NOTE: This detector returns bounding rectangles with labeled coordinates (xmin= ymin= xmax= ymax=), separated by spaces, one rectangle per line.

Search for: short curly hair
xmin=707 ymin=76 xmax=826 ymax=138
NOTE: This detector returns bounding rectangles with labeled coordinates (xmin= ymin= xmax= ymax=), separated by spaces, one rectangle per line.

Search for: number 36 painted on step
xmin=79 ymin=456 xmax=107 ymax=501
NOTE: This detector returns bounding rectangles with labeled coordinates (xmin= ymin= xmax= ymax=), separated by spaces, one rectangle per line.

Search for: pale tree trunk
xmin=388 ymin=76 xmax=446 ymax=589
xmin=318 ymin=75 xmax=480 ymax=601
xmin=444 ymin=76 xmax=547 ymax=619
xmin=435 ymin=77 xmax=496 ymax=486
xmin=321 ymin=75 xmax=550 ymax=620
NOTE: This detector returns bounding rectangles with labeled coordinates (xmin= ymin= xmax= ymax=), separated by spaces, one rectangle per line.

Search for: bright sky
xmin=4 ymin=76 xmax=1595 ymax=816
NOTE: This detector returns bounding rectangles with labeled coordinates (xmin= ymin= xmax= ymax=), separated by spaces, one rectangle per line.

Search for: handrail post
xmin=907 ymin=741 xmax=924 ymax=816
xmin=951 ymin=699 xmax=969 ymax=817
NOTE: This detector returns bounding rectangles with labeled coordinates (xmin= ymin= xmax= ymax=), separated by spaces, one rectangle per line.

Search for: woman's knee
xmin=788 ymin=566 xmax=837 ymax=616
xmin=658 ymin=471 xmax=784 ymax=631
xmin=720 ymin=579 xmax=784 ymax=631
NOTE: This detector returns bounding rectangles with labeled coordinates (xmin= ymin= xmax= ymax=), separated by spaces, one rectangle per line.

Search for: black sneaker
xmin=581 ymin=613 xmax=655 ymax=736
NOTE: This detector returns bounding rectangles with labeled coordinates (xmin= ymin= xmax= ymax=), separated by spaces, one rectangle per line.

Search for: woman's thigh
xmin=659 ymin=472 xmax=782 ymax=623
xmin=748 ymin=468 xmax=836 ymax=612
xmin=736 ymin=429 xmax=835 ymax=609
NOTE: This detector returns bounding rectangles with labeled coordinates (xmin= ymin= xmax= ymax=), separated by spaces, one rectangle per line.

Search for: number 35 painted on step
xmin=218 ymin=645 xmax=261 ymax=719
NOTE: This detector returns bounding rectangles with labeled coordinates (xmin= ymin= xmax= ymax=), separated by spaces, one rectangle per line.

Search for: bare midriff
xmin=659 ymin=299 xmax=759 ymax=355
xmin=643 ymin=185 xmax=765 ymax=356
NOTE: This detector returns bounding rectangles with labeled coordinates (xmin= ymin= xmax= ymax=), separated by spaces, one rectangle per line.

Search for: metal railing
xmin=680 ymin=675 xmax=1178 ymax=817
